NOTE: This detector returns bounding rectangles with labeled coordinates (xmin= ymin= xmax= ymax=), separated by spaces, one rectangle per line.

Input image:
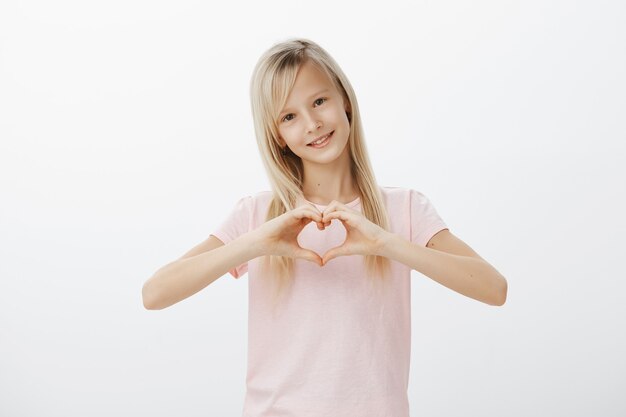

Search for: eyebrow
xmin=279 ymin=89 xmax=330 ymax=116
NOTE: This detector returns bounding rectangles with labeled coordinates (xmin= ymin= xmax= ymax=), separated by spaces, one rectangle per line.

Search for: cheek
xmin=280 ymin=127 xmax=302 ymax=146
xmin=331 ymin=107 xmax=349 ymax=123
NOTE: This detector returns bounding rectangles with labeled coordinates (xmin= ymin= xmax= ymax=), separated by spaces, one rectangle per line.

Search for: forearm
xmin=377 ymin=233 xmax=507 ymax=306
xmin=143 ymin=233 xmax=263 ymax=310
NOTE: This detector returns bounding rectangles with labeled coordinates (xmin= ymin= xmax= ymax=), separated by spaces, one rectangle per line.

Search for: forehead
xmin=283 ymin=61 xmax=335 ymax=104
xmin=293 ymin=61 xmax=332 ymax=89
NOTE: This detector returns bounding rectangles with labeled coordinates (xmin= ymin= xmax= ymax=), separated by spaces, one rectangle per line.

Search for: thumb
xmin=296 ymin=248 xmax=323 ymax=266
xmin=322 ymin=245 xmax=347 ymax=266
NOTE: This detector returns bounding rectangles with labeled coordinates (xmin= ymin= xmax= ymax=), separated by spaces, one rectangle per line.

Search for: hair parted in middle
xmin=249 ymin=37 xmax=392 ymax=306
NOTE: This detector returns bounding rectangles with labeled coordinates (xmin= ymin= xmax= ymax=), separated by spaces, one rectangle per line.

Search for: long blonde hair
xmin=249 ymin=37 xmax=392 ymax=304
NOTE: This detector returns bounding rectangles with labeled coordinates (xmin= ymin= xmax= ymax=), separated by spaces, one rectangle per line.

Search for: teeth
xmin=311 ymin=133 xmax=330 ymax=145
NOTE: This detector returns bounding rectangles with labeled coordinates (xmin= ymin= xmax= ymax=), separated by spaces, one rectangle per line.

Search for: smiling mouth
xmin=307 ymin=131 xmax=334 ymax=147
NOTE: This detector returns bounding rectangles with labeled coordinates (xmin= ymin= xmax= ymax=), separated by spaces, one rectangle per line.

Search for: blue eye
xmin=281 ymin=97 xmax=327 ymax=123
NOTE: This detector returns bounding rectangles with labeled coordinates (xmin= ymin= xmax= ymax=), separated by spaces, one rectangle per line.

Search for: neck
xmin=300 ymin=147 xmax=358 ymax=205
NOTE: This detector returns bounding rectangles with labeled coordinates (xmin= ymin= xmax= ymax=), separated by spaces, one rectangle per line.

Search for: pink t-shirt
xmin=211 ymin=186 xmax=448 ymax=417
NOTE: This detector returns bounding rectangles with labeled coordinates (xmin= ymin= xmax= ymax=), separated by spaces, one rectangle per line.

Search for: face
xmin=276 ymin=61 xmax=351 ymax=164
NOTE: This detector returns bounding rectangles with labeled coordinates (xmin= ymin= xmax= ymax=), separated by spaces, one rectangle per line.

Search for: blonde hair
xmin=249 ymin=37 xmax=392 ymax=306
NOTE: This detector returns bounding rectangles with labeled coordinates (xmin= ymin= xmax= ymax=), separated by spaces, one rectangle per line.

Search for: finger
xmin=297 ymin=249 xmax=323 ymax=266
xmin=296 ymin=206 xmax=327 ymax=229
xmin=321 ymin=204 xmax=353 ymax=222
xmin=320 ymin=201 xmax=334 ymax=220
xmin=321 ymin=202 xmax=341 ymax=220
xmin=301 ymin=209 xmax=325 ymax=230
xmin=322 ymin=245 xmax=348 ymax=265
xmin=293 ymin=208 xmax=324 ymax=230
xmin=298 ymin=217 xmax=313 ymax=230
xmin=303 ymin=202 xmax=324 ymax=215
xmin=323 ymin=210 xmax=355 ymax=226
xmin=296 ymin=206 xmax=324 ymax=223
xmin=304 ymin=211 xmax=324 ymax=229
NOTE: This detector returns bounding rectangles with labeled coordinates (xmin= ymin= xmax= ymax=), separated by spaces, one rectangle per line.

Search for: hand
xmin=252 ymin=204 xmax=327 ymax=266
xmin=320 ymin=201 xmax=390 ymax=265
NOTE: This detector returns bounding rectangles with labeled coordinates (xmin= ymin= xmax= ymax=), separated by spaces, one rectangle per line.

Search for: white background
xmin=1 ymin=0 xmax=625 ymax=416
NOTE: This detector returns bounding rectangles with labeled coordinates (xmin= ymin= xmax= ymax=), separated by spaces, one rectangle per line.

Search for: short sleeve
xmin=409 ymin=189 xmax=449 ymax=247
xmin=210 ymin=196 xmax=253 ymax=279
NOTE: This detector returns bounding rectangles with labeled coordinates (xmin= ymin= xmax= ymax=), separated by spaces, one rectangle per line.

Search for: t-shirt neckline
xmin=303 ymin=195 xmax=361 ymax=209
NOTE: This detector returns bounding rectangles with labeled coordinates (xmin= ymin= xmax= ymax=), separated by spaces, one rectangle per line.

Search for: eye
xmin=280 ymin=98 xmax=327 ymax=123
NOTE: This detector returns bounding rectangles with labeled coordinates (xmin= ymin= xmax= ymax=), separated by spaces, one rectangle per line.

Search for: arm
xmin=142 ymin=232 xmax=263 ymax=310
xmin=377 ymin=229 xmax=507 ymax=306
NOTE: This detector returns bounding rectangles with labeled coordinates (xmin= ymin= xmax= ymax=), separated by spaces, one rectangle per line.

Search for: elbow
xmin=493 ymin=277 xmax=508 ymax=306
xmin=142 ymin=280 xmax=163 ymax=310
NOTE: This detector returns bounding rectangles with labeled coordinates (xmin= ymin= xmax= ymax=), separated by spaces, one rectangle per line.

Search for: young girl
xmin=142 ymin=37 xmax=508 ymax=417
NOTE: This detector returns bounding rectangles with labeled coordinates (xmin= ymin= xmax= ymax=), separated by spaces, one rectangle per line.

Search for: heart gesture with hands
xmin=319 ymin=200 xmax=389 ymax=265
xmin=252 ymin=204 xmax=328 ymax=266
xmin=252 ymin=200 xmax=390 ymax=267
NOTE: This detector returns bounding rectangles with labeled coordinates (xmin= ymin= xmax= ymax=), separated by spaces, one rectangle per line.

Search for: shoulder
xmin=251 ymin=190 xmax=274 ymax=209
xmin=381 ymin=185 xmax=435 ymax=202
xmin=251 ymin=190 xmax=273 ymax=203
xmin=233 ymin=190 xmax=273 ymax=204
xmin=378 ymin=185 xmax=421 ymax=205
xmin=379 ymin=185 xmax=424 ymax=195
xmin=224 ymin=190 xmax=272 ymax=216
xmin=378 ymin=186 xmax=444 ymax=218
xmin=253 ymin=189 xmax=273 ymax=198
xmin=232 ymin=190 xmax=273 ymax=218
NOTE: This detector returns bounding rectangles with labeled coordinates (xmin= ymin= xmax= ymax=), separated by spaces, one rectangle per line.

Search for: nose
xmin=304 ymin=112 xmax=322 ymax=133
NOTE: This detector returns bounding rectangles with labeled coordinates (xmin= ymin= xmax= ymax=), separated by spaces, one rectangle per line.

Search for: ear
xmin=343 ymin=99 xmax=352 ymax=122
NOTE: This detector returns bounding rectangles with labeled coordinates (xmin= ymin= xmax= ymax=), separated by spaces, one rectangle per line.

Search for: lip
xmin=307 ymin=131 xmax=334 ymax=146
